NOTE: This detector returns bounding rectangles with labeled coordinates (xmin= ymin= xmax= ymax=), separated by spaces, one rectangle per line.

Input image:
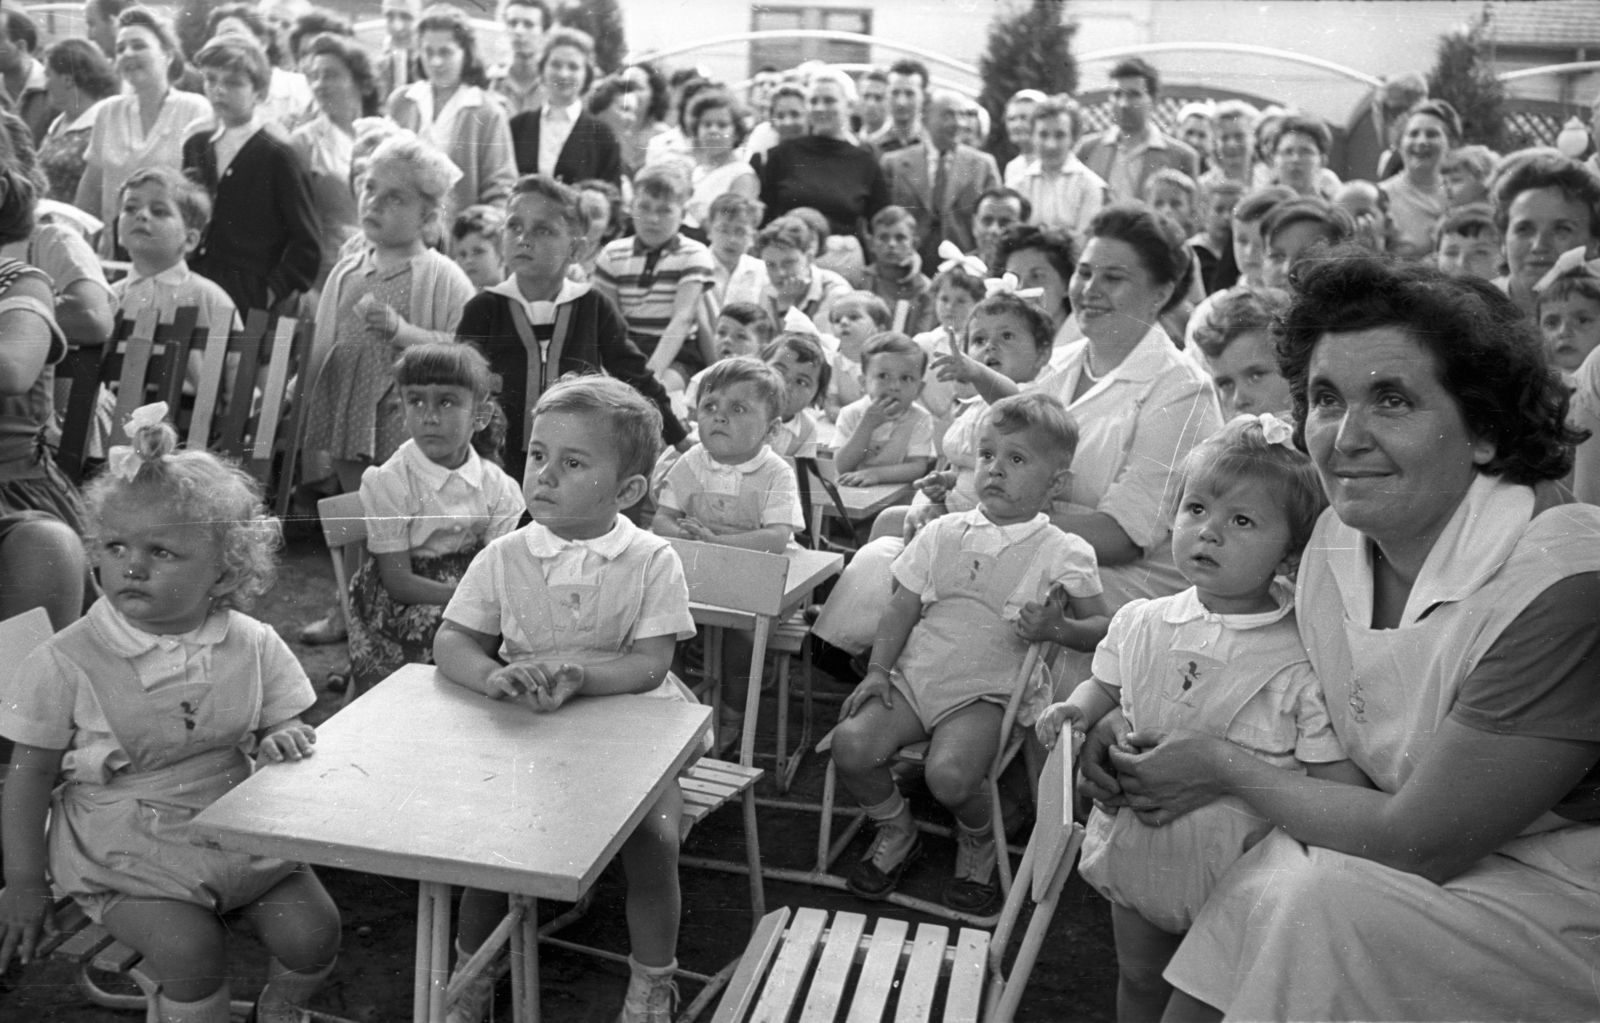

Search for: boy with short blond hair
xmin=594 ymin=162 xmax=716 ymax=390
xmin=434 ymin=374 xmax=697 ymax=1023
xmin=861 ymin=205 xmax=935 ymax=336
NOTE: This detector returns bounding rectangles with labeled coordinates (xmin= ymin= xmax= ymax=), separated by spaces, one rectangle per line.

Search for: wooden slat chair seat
xmin=712 ymin=737 xmax=1084 ymax=1023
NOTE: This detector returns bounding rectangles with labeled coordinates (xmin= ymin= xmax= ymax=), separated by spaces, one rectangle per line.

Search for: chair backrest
xmin=983 ymin=735 xmax=1084 ymax=1022
xmin=667 ymin=538 xmax=788 ymax=619
xmin=317 ymin=492 xmax=368 ymax=554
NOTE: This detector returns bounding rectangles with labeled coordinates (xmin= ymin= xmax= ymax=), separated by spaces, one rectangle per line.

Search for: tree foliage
xmin=556 ymin=0 xmax=628 ymax=75
xmin=978 ymin=0 xmax=1078 ymax=161
xmin=1426 ymin=14 xmax=1507 ymax=152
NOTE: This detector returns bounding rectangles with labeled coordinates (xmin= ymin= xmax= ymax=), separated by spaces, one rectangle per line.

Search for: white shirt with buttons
xmin=358 ymin=439 xmax=525 ymax=559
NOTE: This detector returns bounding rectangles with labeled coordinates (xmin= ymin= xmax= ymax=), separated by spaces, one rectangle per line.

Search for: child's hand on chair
xmin=0 ymin=881 xmax=56 ymax=970
xmin=258 ymin=720 xmax=317 ymax=763
xmin=1035 ymin=702 xmax=1085 ymax=749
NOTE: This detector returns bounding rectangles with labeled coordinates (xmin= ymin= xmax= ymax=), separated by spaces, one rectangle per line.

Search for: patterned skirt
xmin=347 ymin=542 xmax=483 ymax=680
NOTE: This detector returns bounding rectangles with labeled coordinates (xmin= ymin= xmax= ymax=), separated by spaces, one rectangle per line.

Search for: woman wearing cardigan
xmin=384 ymin=4 xmax=516 ymax=214
xmin=507 ymin=27 xmax=622 ymax=189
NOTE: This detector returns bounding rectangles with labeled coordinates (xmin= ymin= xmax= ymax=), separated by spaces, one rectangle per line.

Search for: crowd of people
xmin=0 ymin=2 xmax=1595 ymax=1021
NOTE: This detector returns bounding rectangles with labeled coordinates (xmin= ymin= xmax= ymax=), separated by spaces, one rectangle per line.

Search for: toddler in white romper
xmin=1037 ymin=414 xmax=1367 ymax=1021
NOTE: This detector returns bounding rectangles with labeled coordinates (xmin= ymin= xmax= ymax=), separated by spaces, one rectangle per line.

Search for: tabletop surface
xmin=685 ymin=547 xmax=842 ymax=626
xmin=191 ymin=665 xmax=711 ymax=900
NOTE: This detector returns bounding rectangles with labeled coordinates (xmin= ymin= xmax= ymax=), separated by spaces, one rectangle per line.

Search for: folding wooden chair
xmin=762 ymin=645 xmax=1053 ymax=929
xmin=210 ymin=309 xmax=309 ymax=496
xmin=706 ymin=734 xmax=1084 ymax=1023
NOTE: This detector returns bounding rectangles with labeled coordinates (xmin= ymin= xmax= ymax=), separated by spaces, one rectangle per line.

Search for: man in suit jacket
xmin=1074 ymin=57 xmax=1199 ymax=204
xmin=508 ymin=26 xmax=622 ymax=188
xmin=881 ymin=89 xmax=1000 ymax=271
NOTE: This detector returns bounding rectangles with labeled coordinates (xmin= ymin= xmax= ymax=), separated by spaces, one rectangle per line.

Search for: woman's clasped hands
xmin=487 ymin=661 xmax=587 ymax=712
xmin=1073 ymin=712 xmax=1237 ymax=826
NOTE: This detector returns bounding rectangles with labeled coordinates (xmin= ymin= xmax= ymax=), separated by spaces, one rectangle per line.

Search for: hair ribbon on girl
xmin=1255 ymin=411 xmax=1296 ymax=449
xmin=983 ymin=272 xmax=1043 ymax=301
xmin=107 ymin=402 xmax=171 ymax=480
xmin=1534 ymin=246 xmax=1600 ymax=293
xmin=936 ymin=240 xmax=987 ymax=278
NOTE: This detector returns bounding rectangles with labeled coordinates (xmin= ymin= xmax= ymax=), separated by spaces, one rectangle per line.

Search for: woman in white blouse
xmin=73 ymin=6 xmax=212 ymax=256
xmin=385 ymin=4 xmax=516 ymax=215
xmin=814 ymin=203 xmax=1222 ymax=669
xmin=290 ymin=33 xmax=378 ymax=285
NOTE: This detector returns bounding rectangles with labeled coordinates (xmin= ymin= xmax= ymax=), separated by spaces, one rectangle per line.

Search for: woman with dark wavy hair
xmin=1081 ymin=250 xmax=1600 ymax=1022
xmin=291 ymin=33 xmax=377 ymax=283
xmin=385 ymin=4 xmax=516 ymax=213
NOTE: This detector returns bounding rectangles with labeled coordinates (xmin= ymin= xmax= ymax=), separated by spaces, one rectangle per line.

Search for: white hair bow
xmin=782 ymin=307 xmax=820 ymax=335
xmin=1533 ymin=246 xmax=1600 ymax=294
xmin=937 ymin=240 xmax=987 ymax=278
xmin=983 ymin=272 xmax=1043 ymax=301
xmin=107 ymin=402 xmax=170 ymax=481
xmin=1255 ymin=412 xmax=1296 ymax=449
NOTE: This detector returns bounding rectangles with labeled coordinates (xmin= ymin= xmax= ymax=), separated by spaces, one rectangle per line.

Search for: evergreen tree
xmin=555 ymin=0 xmax=627 ymax=76
xmin=978 ymin=0 xmax=1078 ymax=162
xmin=1426 ymin=15 xmax=1507 ymax=152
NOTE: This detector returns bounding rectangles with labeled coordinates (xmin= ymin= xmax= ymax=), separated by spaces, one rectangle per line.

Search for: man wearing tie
xmin=1074 ymin=57 xmax=1199 ymax=203
xmin=882 ymin=89 xmax=1000 ymax=272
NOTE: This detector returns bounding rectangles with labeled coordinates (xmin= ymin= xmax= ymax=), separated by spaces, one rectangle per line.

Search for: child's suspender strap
xmin=892 ymin=299 xmax=910 ymax=334
xmin=507 ymin=299 xmax=575 ymax=449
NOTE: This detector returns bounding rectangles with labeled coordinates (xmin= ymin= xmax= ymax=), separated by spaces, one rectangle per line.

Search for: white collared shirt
xmin=358 ymin=438 xmax=525 ymax=558
xmin=113 ymin=261 xmax=238 ymax=332
xmin=485 ymin=274 xmax=590 ymax=325
xmin=1016 ymin=154 xmax=1109 ymax=243
xmin=211 ymin=114 xmax=264 ymax=178
xmin=403 ymin=80 xmax=484 ymax=151
xmin=90 ymin=596 xmax=232 ymax=692
xmin=659 ymin=443 xmax=804 ymax=533
xmin=538 ymin=97 xmax=583 ymax=177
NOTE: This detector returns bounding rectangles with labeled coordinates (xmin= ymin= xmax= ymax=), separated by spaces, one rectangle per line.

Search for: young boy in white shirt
xmin=433 ymin=375 xmax=697 ymax=1023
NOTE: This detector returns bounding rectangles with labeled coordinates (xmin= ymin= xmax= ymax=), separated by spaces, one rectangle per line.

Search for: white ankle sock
xmin=861 ymin=787 xmax=909 ymax=824
xmin=158 ymin=985 xmax=231 ymax=1023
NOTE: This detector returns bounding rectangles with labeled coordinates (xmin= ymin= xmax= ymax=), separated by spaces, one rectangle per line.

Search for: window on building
xmin=750 ymin=6 xmax=872 ymax=75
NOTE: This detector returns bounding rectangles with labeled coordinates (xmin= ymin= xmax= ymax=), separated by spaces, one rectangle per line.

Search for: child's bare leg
xmin=830 ymin=697 xmax=929 ymax=806
xmin=620 ymin=781 xmax=683 ymax=967
xmin=102 ymin=898 xmax=229 ymax=1002
xmin=1111 ymin=902 xmax=1185 ymax=1023
xmin=923 ymin=702 xmax=1005 ymax=829
xmin=238 ymin=865 xmax=341 ymax=972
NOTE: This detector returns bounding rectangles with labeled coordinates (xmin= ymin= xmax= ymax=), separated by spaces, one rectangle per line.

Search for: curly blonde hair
xmin=82 ymin=417 xmax=281 ymax=611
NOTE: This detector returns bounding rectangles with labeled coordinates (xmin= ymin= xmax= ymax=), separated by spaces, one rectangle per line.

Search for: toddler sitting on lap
xmin=1036 ymin=414 xmax=1369 ymax=1021
xmin=831 ymin=392 xmax=1110 ymax=915
xmin=433 ymin=376 xmax=698 ymax=1023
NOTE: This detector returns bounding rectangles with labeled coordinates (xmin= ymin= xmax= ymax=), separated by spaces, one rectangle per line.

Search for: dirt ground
xmin=0 ymin=530 xmax=1119 ymax=1022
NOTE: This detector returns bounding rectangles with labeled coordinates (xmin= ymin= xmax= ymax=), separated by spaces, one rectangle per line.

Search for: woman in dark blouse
xmin=759 ymin=68 xmax=889 ymax=253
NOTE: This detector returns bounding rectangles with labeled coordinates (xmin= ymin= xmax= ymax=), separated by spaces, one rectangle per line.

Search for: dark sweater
xmin=456 ymin=286 xmax=687 ymax=483
xmin=182 ymin=126 xmax=321 ymax=313
xmin=758 ymin=134 xmax=890 ymax=240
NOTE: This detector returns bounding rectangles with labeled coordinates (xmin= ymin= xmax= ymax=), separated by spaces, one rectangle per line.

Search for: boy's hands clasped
xmin=488 ymin=661 xmax=587 ymax=712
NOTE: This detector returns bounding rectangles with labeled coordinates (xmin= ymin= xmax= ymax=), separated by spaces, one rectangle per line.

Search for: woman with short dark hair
xmin=1379 ymin=99 xmax=1461 ymax=257
xmin=38 ymin=39 xmax=118 ymax=204
xmin=1490 ymin=149 xmax=1600 ymax=319
xmin=1090 ymin=251 xmax=1600 ymax=1022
